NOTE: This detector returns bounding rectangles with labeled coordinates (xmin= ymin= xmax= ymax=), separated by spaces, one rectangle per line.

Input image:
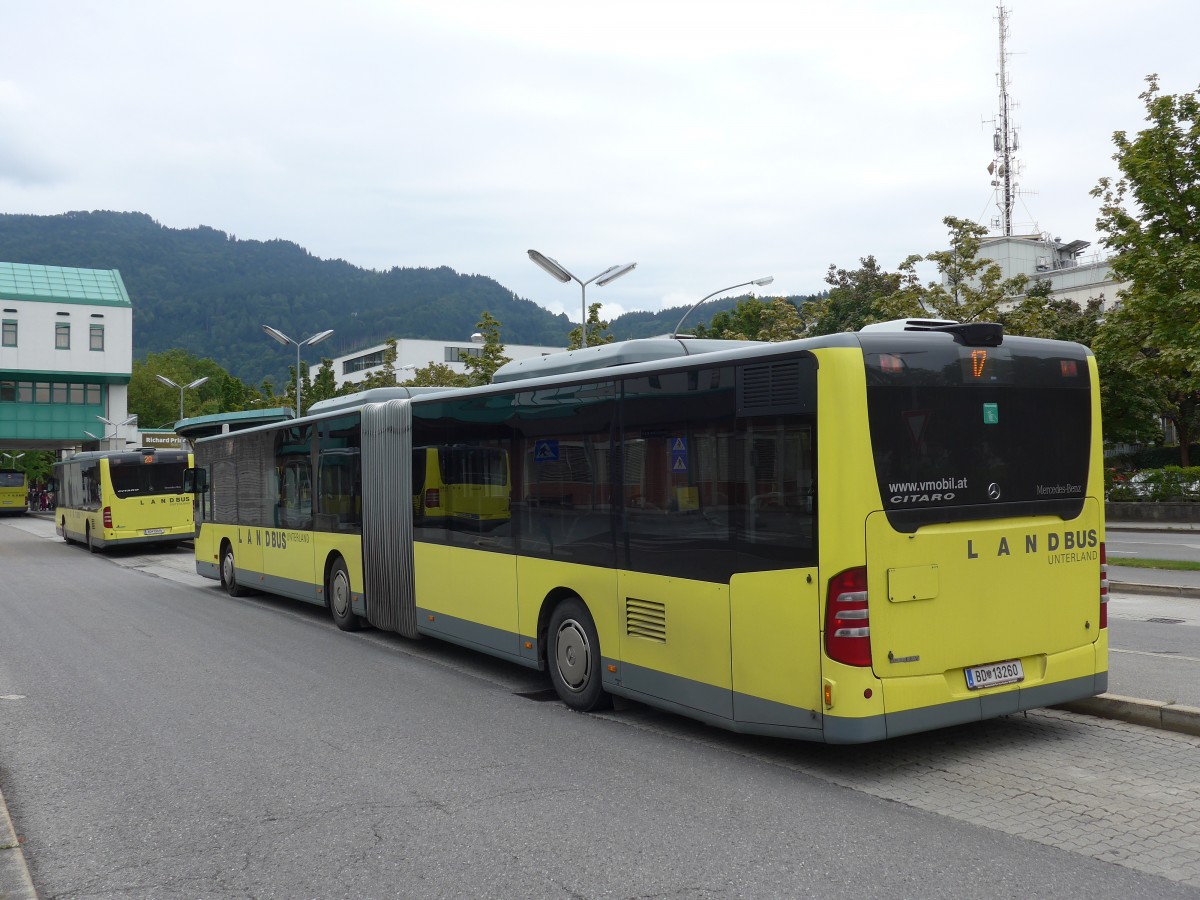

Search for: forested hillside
xmin=0 ymin=211 xmax=575 ymax=387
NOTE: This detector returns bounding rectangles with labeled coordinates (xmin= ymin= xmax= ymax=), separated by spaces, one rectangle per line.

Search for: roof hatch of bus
xmin=491 ymin=337 xmax=762 ymax=384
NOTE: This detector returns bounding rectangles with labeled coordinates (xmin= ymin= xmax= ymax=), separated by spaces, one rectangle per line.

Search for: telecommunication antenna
xmin=985 ymin=5 xmax=1021 ymax=236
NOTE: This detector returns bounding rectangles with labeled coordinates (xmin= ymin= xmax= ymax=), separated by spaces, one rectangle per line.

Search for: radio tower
xmin=988 ymin=5 xmax=1020 ymax=236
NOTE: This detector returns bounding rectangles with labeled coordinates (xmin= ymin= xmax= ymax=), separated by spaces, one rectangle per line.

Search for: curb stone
xmin=1055 ymin=693 xmax=1200 ymax=738
xmin=0 ymin=785 xmax=36 ymax=899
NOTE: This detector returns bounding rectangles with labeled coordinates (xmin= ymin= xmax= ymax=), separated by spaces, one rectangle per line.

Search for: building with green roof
xmin=0 ymin=261 xmax=134 ymax=452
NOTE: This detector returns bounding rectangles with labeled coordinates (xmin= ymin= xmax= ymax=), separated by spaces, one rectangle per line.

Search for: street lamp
xmin=672 ymin=276 xmax=775 ymax=339
xmin=87 ymin=414 xmax=137 ymax=449
xmin=1 ymin=452 xmax=24 ymax=467
xmin=155 ymin=374 xmax=210 ymax=422
xmin=262 ymin=325 xmax=334 ymax=418
xmin=527 ymin=250 xmax=637 ymax=347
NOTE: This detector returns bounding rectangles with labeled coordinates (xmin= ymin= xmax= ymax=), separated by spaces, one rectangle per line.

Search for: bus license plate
xmin=144 ymin=528 xmax=165 ymax=535
xmin=965 ymin=659 xmax=1024 ymax=690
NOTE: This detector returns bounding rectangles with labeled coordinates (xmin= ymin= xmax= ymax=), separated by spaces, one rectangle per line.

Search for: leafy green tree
xmin=567 ymin=303 xmax=616 ymax=350
xmin=1091 ymin=75 xmax=1200 ymax=464
xmin=999 ymin=279 xmax=1104 ymax=343
xmin=2 ymin=451 xmax=55 ymax=488
xmin=694 ymin=296 xmax=771 ymax=340
xmin=806 ymin=255 xmax=905 ymax=335
xmin=409 ymin=362 xmax=469 ymax=387
xmin=894 ymin=217 xmax=1029 ymax=322
xmin=463 ymin=311 xmax=512 ymax=385
xmin=307 ymin=358 xmax=339 ymax=406
xmin=129 ymin=349 xmax=244 ymax=427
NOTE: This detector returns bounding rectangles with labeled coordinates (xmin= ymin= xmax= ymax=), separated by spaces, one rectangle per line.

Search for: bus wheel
xmin=548 ymin=597 xmax=612 ymax=712
xmin=220 ymin=542 xmax=248 ymax=597
xmin=327 ymin=558 xmax=361 ymax=632
xmin=85 ymin=524 xmax=98 ymax=554
xmin=60 ymin=518 xmax=70 ymax=543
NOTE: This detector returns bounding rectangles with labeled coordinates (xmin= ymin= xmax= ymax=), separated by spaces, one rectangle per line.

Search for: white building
xmin=312 ymin=337 xmax=564 ymax=389
xmin=977 ymin=233 xmax=1128 ymax=311
xmin=0 ymin=262 xmax=136 ymax=453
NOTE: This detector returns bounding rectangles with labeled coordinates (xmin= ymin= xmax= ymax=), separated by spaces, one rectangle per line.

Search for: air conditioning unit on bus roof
xmin=859 ymin=318 xmax=960 ymax=332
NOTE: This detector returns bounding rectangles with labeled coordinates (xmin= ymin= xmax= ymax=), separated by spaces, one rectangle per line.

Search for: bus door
xmin=264 ymin=433 xmax=318 ymax=603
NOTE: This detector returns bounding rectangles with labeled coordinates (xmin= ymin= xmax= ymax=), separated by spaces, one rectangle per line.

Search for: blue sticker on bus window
xmin=534 ymin=439 xmax=559 ymax=462
xmin=983 ymin=403 xmax=999 ymax=425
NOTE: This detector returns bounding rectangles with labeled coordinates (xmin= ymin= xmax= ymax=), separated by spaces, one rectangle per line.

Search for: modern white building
xmin=0 ymin=262 xmax=136 ymax=452
xmin=977 ymin=233 xmax=1128 ymax=311
xmin=312 ymin=337 xmax=564 ymax=389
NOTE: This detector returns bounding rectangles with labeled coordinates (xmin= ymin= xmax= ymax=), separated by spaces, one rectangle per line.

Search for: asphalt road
xmin=2 ymin=517 xmax=1200 ymax=897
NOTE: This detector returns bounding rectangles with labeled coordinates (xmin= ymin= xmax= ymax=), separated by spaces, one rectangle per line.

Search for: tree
xmin=897 ymin=217 xmax=1029 ymax=322
xmin=806 ymin=255 xmax=905 ymax=335
xmin=463 ymin=311 xmax=512 ymax=386
xmin=129 ymin=349 xmax=247 ymax=428
xmin=694 ymin=296 xmax=772 ymax=340
xmin=307 ymin=358 xmax=339 ymax=406
xmin=566 ymin=303 xmax=615 ymax=351
xmin=1091 ymin=75 xmax=1200 ymax=464
xmin=408 ymin=362 xmax=469 ymax=388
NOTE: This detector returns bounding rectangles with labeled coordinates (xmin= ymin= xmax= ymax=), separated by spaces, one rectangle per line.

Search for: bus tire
xmin=85 ymin=524 xmax=98 ymax=554
xmin=548 ymin=597 xmax=612 ymax=712
xmin=61 ymin=518 xmax=70 ymax=543
xmin=327 ymin=558 xmax=362 ymax=632
xmin=220 ymin=542 xmax=248 ymax=597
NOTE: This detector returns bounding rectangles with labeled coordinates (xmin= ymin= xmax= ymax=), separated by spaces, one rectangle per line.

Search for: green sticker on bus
xmin=983 ymin=403 xmax=999 ymax=424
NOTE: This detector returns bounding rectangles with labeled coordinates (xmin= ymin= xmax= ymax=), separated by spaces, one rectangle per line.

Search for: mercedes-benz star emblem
xmin=987 ymin=483 xmax=1002 ymax=500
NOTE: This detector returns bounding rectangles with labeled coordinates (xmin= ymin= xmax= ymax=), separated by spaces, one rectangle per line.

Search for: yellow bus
xmin=55 ymin=448 xmax=195 ymax=552
xmin=187 ymin=321 xmax=1107 ymax=743
xmin=0 ymin=469 xmax=26 ymax=515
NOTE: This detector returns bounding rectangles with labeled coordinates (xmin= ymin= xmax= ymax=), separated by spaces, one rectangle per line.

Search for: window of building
xmin=90 ymin=324 xmax=105 ymax=351
xmin=55 ymin=322 xmax=70 ymax=350
xmin=35 ymin=383 xmax=50 ymax=403
xmin=2 ymin=320 xmax=16 ymax=348
xmin=0 ymin=382 xmax=15 ymax=402
xmin=343 ymin=351 xmax=384 ymax=375
xmin=69 ymin=384 xmax=85 ymax=404
xmin=52 ymin=383 xmax=67 ymax=403
xmin=86 ymin=384 xmax=101 ymax=404
xmin=445 ymin=346 xmax=483 ymax=363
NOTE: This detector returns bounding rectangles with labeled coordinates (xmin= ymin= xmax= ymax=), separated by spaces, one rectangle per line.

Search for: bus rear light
xmin=425 ymin=488 xmax=441 ymax=508
xmin=1099 ymin=542 xmax=1108 ymax=629
xmin=103 ymin=507 xmax=113 ymax=529
xmin=825 ymin=566 xmax=871 ymax=667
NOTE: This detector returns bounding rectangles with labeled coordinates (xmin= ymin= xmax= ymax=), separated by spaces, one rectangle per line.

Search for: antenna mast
xmin=988 ymin=5 xmax=1019 ymax=236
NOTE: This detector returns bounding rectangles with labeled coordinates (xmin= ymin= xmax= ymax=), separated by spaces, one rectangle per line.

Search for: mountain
xmin=0 ymin=210 xmax=817 ymax=386
xmin=0 ymin=211 xmax=576 ymax=388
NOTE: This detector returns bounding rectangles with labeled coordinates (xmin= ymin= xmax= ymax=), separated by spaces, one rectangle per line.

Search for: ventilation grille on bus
xmin=737 ymin=358 xmax=816 ymax=416
xmin=626 ymin=597 xmax=667 ymax=642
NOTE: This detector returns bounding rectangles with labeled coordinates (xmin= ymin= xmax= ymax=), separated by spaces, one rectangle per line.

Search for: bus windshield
xmin=109 ymin=460 xmax=188 ymax=497
xmin=0 ymin=471 xmax=23 ymax=488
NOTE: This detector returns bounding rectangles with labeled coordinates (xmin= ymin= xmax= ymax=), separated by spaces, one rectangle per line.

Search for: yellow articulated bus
xmin=186 ymin=320 xmax=1107 ymax=743
xmin=55 ymin=448 xmax=195 ymax=552
xmin=0 ymin=469 xmax=27 ymax=515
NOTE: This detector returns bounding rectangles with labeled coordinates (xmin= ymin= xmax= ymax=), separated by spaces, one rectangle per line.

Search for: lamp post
xmin=527 ymin=250 xmax=637 ymax=347
xmin=262 ymin=326 xmax=334 ymax=418
xmin=1 ymin=452 xmax=24 ymax=467
xmin=671 ymin=276 xmax=775 ymax=339
xmin=155 ymin=374 xmax=210 ymax=422
xmin=86 ymin=414 xmax=137 ymax=449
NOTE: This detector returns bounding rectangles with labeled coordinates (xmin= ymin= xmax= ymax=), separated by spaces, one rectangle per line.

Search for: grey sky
xmin=1 ymin=1 xmax=1194 ymax=324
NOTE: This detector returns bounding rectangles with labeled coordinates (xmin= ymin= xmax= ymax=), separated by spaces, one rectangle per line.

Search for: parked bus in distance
xmin=55 ymin=448 xmax=195 ymax=552
xmin=0 ymin=469 xmax=26 ymax=515
xmin=185 ymin=321 xmax=1107 ymax=743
